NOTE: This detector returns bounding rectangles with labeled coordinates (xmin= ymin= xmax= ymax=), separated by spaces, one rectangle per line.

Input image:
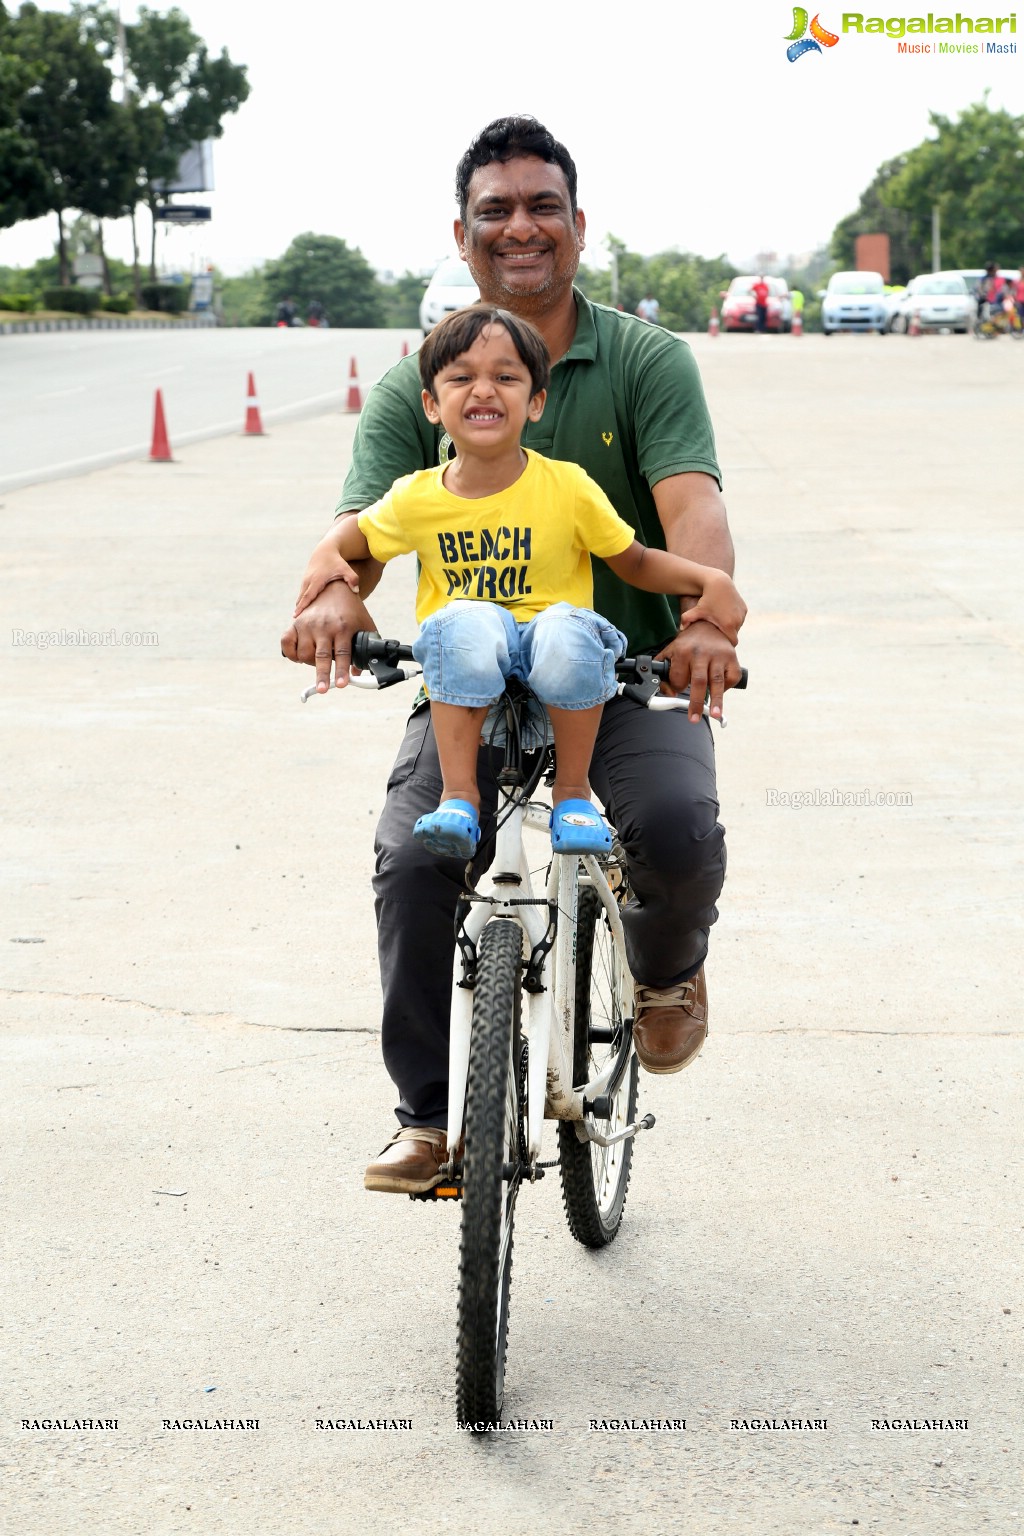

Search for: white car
xmin=419 ymin=256 xmax=479 ymax=334
xmin=888 ymin=272 xmax=972 ymax=334
xmin=821 ymin=271 xmax=888 ymax=334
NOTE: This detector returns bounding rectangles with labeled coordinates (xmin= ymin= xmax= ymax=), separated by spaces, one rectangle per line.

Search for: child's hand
xmin=679 ymin=573 xmax=747 ymax=648
xmin=294 ymin=554 xmax=361 ymax=617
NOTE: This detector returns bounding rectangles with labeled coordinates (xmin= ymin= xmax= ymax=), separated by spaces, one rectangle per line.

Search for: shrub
xmin=140 ymin=282 xmax=189 ymax=315
xmin=101 ymin=293 xmax=133 ymax=314
xmin=0 ymin=293 xmax=37 ymax=313
xmin=43 ymin=287 xmax=102 ymax=314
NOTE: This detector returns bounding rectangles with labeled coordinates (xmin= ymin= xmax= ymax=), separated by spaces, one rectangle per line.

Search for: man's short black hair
xmin=419 ymin=305 xmax=550 ymax=398
xmin=455 ymin=116 xmax=578 ymax=222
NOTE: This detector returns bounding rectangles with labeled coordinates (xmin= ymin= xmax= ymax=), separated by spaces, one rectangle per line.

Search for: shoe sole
xmin=413 ymin=828 xmax=479 ymax=859
xmin=364 ymin=1169 xmax=446 ymax=1194
xmin=634 ymin=1030 xmax=707 ymax=1076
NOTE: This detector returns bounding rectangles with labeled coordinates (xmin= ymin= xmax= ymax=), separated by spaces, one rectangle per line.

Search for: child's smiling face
xmin=422 ymin=323 xmax=546 ymax=454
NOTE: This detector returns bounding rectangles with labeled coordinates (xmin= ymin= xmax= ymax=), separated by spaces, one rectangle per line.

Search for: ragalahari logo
xmin=785 ymin=8 xmax=840 ymax=57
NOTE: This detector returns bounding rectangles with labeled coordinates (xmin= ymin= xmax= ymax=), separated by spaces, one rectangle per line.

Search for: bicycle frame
xmin=301 ymin=632 xmax=746 ymax=1182
xmin=447 ymin=797 xmax=633 ymax=1167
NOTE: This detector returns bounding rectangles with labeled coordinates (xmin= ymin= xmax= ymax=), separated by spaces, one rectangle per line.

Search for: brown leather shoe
xmin=632 ymin=967 xmax=708 ymax=1074
xmin=363 ymin=1127 xmax=461 ymax=1194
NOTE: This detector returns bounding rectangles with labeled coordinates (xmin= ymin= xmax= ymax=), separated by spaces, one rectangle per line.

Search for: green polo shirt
xmin=337 ymin=289 xmax=722 ymax=653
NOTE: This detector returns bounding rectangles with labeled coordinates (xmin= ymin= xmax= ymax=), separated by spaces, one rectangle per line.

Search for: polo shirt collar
xmin=561 ymin=287 xmax=598 ymax=364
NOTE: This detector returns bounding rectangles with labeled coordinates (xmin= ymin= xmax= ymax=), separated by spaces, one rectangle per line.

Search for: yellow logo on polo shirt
xmin=602 ymin=432 xmax=613 ymax=446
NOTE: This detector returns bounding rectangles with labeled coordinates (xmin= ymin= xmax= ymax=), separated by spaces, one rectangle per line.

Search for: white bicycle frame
xmin=302 ymin=651 xmax=734 ymax=1176
xmin=446 ymin=803 xmax=635 ymax=1169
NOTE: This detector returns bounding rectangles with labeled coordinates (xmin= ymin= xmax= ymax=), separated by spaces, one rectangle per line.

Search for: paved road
xmin=3 ymin=334 xmax=1021 ymax=1534
xmin=0 ymin=327 xmax=419 ymax=492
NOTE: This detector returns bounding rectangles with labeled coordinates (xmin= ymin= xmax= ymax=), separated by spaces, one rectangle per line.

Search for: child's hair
xmin=419 ymin=305 xmax=550 ymax=398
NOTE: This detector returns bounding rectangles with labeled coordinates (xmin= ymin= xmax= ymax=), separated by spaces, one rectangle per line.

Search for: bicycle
xmin=973 ymin=296 xmax=1024 ymax=340
xmin=302 ymin=632 xmax=746 ymax=1429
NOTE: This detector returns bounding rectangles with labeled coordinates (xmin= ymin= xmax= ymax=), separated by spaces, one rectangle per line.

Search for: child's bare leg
xmin=546 ymin=704 xmax=604 ymax=805
xmin=430 ymin=702 xmax=490 ymax=810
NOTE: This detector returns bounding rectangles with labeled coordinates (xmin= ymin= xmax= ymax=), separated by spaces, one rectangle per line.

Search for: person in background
xmin=975 ymin=262 xmax=1005 ymax=321
xmin=307 ymin=299 xmax=327 ymax=327
xmin=275 ymin=296 xmax=298 ymax=327
xmin=635 ymin=292 xmax=660 ymax=324
xmin=751 ymin=275 xmax=770 ymax=333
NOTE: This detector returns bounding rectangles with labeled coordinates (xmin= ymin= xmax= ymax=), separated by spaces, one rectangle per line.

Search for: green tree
xmin=0 ymin=13 xmax=50 ymax=227
xmin=379 ymin=270 xmax=429 ymax=328
xmin=125 ymin=5 xmax=249 ymax=278
xmin=576 ymin=242 xmax=737 ymax=331
xmin=73 ymin=2 xmax=250 ymax=282
xmin=218 ymin=265 xmax=269 ymax=326
xmin=831 ymin=98 xmax=1024 ymax=279
xmin=2 ymin=2 xmax=117 ymax=282
xmin=263 ymin=233 xmax=382 ymax=327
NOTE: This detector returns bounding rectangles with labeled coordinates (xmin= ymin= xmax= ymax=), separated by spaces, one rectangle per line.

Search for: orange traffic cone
xmin=400 ymin=339 xmax=410 ymax=358
xmin=149 ymin=388 xmax=173 ymax=461
xmin=346 ymin=356 xmax=362 ymax=412
xmin=243 ymin=371 xmax=265 ymax=436
xmin=791 ymin=308 xmax=803 ymax=337
xmin=708 ymin=306 xmax=720 ymax=338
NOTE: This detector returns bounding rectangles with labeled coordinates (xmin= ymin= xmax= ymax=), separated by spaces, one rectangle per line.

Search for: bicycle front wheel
xmin=456 ymin=919 xmax=525 ymax=1428
xmin=558 ymin=882 xmax=639 ymax=1247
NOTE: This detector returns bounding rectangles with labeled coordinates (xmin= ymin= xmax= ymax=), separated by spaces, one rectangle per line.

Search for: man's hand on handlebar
xmin=280 ymin=579 xmax=378 ymax=692
xmin=655 ymin=621 xmax=744 ymax=724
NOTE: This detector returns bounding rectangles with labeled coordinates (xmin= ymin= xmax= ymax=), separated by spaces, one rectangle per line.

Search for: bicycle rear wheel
xmin=558 ymin=881 xmax=639 ymax=1247
xmin=456 ymin=919 xmax=525 ymax=1427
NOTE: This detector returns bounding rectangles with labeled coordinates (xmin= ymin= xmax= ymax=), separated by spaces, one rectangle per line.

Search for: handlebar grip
xmin=351 ymin=631 xmax=417 ymax=669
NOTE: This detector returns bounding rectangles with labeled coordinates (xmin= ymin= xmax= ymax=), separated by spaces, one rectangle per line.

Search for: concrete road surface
xmin=0 ymin=327 xmax=419 ymax=493
xmin=2 ymin=333 xmax=1021 ymax=1535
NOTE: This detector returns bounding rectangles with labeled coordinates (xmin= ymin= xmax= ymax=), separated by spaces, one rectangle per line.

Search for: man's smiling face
xmin=454 ymin=155 xmax=586 ymax=314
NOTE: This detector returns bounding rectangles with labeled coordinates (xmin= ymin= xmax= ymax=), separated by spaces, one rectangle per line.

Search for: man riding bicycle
xmin=281 ymin=116 xmax=742 ymax=1195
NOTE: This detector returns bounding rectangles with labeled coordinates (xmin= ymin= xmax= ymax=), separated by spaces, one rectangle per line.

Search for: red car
xmin=720 ymin=275 xmax=793 ymax=333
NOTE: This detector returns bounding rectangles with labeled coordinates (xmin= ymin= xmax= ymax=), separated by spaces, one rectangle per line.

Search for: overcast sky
xmin=2 ymin=0 xmax=1021 ymax=279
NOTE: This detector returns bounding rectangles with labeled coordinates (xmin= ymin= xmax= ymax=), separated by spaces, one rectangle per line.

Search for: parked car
xmin=419 ymin=256 xmax=479 ymax=333
xmin=820 ymin=271 xmax=887 ymax=334
xmin=720 ymin=276 xmax=793 ymax=332
xmin=887 ymin=272 xmax=973 ymax=334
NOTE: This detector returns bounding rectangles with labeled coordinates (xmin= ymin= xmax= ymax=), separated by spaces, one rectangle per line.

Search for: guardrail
xmin=0 ymin=314 xmax=219 ymax=336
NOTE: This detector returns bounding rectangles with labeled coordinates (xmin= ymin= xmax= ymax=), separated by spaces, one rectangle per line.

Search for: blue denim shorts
xmin=412 ymin=600 xmax=627 ymax=744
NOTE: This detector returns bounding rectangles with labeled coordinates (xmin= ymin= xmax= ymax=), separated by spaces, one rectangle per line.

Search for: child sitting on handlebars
xmin=293 ymin=305 xmax=746 ymax=860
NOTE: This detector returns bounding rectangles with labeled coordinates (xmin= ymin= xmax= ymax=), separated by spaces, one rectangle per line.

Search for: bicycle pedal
xmin=408 ymin=1181 xmax=463 ymax=1202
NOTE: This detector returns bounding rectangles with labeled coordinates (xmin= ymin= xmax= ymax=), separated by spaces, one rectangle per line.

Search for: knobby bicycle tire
xmin=558 ymin=882 xmax=639 ymax=1248
xmin=456 ymin=918 xmax=524 ymax=1427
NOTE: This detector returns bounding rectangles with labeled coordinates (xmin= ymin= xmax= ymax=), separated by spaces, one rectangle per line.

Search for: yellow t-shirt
xmin=358 ymin=450 xmax=636 ymax=624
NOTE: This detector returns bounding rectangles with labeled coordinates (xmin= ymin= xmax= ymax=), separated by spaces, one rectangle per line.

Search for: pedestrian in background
xmin=635 ymin=292 xmax=660 ymax=324
xmin=751 ymin=276 xmax=770 ymax=333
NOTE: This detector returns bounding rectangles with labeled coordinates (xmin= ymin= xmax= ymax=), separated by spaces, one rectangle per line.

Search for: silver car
xmin=888 ymin=273 xmax=972 ymax=334
xmin=821 ymin=271 xmax=888 ymax=335
xmin=419 ymin=256 xmax=480 ymax=334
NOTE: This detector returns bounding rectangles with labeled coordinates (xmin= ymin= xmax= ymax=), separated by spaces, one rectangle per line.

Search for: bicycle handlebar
xmin=301 ymin=632 xmax=748 ymax=709
xmin=348 ymin=632 xmax=746 ymax=687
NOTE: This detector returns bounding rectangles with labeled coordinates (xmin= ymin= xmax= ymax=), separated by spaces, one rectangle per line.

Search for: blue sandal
xmin=413 ymin=799 xmax=481 ymax=859
xmin=550 ymin=799 xmax=612 ymax=855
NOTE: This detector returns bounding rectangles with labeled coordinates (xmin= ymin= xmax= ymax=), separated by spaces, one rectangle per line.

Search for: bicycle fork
xmin=445 ymin=806 xmax=654 ymax=1175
